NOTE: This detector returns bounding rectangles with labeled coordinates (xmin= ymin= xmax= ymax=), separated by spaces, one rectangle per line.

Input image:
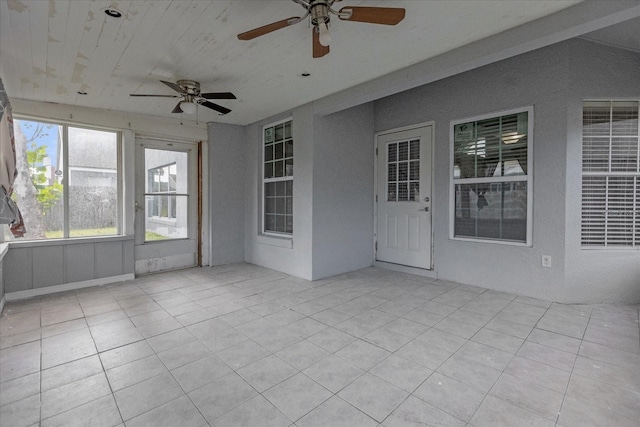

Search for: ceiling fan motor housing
xmin=176 ymin=79 xmax=201 ymax=96
xmin=309 ymin=0 xmax=330 ymax=26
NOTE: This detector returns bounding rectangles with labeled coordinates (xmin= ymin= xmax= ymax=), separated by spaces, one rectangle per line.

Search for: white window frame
xmin=581 ymin=99 xmax=639 ymax=249
xmin=449 ymin=106 xmax=534 ymax=246
xmin=261 ymin=117 xmax=293 ymax=237
xmin=10 ymin=116 xmax=122 ymax=241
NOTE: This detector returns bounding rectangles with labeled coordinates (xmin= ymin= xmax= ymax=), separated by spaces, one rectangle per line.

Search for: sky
xmin=17 ymin=119 xmax=59 ymax=166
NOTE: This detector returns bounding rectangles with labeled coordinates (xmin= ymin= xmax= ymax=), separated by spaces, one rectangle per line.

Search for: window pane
xmin=265 ymin=145 xmax=274 ymax=162
xmin=68 ymin=127 xmax=118 ymax=237
xmin=144 ymin=195 xmax=188 ymax=241
xmin=285 ymin=158 xmax=293 ymax=176
xmin=275 ymin=124 xmax=284 ymax=141
xmin=454 ymin=182 xmax=527 ymax=242
xmin=398 ymin=141 xmax=409 ymax=161
xmin=264 ymin=162 xmax=274 ymax=179
xmin=144 ymin=149 xmax=188 ymax=241
xmin=387 ymin=182 xmax=397 ymax=202
xmin=388 ymin=143 xmax=397 ymax=163
xmin=611 ymin=101 xmax=639 ymax=136
xmin=611 ymin=137 xmax=638 ymax=172
xmin=454 ymin=113 xmax=528 ymax=179
xmin=7 ymin=120 xmax=65 ymax=240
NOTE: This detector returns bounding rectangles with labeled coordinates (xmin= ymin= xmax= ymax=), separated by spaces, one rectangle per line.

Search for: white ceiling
xmin=0 ymin=0 xmax=636 ymax=126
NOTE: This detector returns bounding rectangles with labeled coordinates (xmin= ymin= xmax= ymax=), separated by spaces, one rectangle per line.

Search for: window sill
xmin=257 ymin=234 xmax=293 ymax=249
xmin=450 ymin=236 xmax=531 ymax=247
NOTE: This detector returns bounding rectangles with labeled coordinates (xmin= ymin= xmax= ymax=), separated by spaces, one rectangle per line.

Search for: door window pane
xmin=144 ymin=149 xmax=188 ymax=241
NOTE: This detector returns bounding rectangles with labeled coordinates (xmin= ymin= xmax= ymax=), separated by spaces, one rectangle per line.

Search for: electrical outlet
xmin=541 ymin=255 xmax=552 ymax=268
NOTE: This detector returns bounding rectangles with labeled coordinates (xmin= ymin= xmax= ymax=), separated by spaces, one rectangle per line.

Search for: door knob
xmin=418 ymin=207 xmax=429 ymax=212
xmin=424 ymin=197 xmax=430 ymax=202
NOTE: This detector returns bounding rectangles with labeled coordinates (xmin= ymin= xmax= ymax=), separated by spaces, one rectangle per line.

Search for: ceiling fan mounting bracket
xmin=175 ymin=80 xmax=200 ymax=96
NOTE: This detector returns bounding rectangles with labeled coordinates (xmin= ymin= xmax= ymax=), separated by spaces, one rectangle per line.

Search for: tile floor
xmin=0 ymin=263 xmax=638 ymax=427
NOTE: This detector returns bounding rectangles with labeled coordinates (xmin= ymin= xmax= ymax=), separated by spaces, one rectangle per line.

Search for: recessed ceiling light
xmin=104 ymin=8 xmax=122 ymax=18
xmin=301 ymin=72 xmax=311 ymax=77
xmin=77 ymin=91 xmax=88 ymax=95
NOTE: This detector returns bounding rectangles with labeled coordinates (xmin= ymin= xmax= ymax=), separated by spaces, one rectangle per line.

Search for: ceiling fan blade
xmin=338 ymin=7 xmax=405 ymax=25
xmin=200 ymin=100 xmax=231 ymax=115
xmin=171 ymin=102 xmax=183 ymax=114
xmin=129 ymin=94 xmax=181 ymax=98
xmin=160 ymin=80 xmax=187 ymax=94
xmin=237 ymin=17 xmax=301 ymax=40
xmin=312 ymin=27 xmax=330 ymax=58
xmin=200 ymin=92 xmax=237 ymax=100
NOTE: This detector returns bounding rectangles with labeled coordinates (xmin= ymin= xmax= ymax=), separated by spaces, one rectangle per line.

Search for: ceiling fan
xmin=237 ymin=0 xmax=406 ymax=58
xmin=129 ymin=80 xmax=236 ymax=115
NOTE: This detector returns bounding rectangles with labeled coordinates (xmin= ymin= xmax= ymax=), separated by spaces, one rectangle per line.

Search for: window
xmin=451 ymin=108 xmax=532 ymax=244
xmin=582 ymin=100 xmax=639 ymax=248
xmin=263 ymin=119 xmax=293 ymax=235
xmin=7 ymin=119 xmax=120 ymax=240
xmin=144 ymin=148 xmax=189 ymax=241
xmin=387 ymin=140 xmax=420 ymax=202
xmin=147 ymin=163 xmax=177 ymax=220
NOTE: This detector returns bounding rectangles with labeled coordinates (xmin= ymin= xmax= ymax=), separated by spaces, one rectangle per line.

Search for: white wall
xmin=564 ymin=41 xmax=640 ymax=303
xmin=208 ymin=122 xmax=246 ymax=266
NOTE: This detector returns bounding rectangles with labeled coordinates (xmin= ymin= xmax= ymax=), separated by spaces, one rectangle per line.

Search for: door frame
xmin=134 ymin=136 xmax=205 ymax=274
xmin=373 ymin=121 xmax=435 ymax=271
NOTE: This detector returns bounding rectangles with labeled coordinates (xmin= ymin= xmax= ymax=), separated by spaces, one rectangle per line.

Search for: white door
xmin=134 ymin=138 xmax=199 ymax=274
xmin=376 ymin=125 xmax=433 ymax=269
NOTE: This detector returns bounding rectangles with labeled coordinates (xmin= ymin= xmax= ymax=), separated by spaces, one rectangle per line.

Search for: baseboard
xmin=4 ymin=274 xmax=135 ymax=302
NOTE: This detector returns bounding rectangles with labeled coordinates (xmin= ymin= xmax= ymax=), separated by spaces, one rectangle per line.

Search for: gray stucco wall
xmin=244 ymin=107 xmax=314 ymax=279
xmin=208 ymin=123 xmax=246 ymax=266
xmin=312 ymin=104 xmax=375 ymax=279
xmin=375 ymin=38 xmax=639 ymax=303
xmin=375 ymin=40 xmax=571 ymax=301
xmin=563 ymin=40 xmax=640 ymax=303
xmin=237 ymin=38 xmax=638 ymax=303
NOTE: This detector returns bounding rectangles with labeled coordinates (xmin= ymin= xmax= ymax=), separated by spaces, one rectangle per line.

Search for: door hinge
xmin=375 ymin=241 xmax=377 ymax=251
xmin=375 ymin=147 xmax=378 ymax=156
xmin=376 ymin=195 xmax=378 ymax=202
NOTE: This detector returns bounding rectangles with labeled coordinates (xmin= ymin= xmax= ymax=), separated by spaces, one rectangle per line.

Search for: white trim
xmin=373 ymin=121 xmax=435 ymax=269
xmin=261 ymin=117 xmax=294 ymax=236
xmin=257 ymin=234 xmax=293 ymax=249
xmin=4 ymin=274 xmax=135 ymax=302
xmin=449 ymin=106 xmax=534 ymax=246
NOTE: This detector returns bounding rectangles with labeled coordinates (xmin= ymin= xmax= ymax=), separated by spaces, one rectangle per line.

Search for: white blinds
xmin=581 ymin=101 xmax=639 ymax=247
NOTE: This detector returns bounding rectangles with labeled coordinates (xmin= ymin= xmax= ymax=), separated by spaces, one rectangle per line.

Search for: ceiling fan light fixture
xmin=180 ymin=101 xmax=197 ymax=115
xmin=318 ymin=22 xmax=331 ymax=46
